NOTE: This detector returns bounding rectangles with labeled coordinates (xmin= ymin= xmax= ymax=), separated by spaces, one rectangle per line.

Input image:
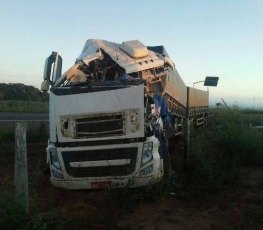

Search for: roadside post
xmin=14 ymin=122 xmax=29 ymax=214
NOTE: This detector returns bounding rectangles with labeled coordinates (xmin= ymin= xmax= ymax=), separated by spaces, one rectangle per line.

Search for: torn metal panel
xmin=77 ymin=39 xmax=164 ymax=74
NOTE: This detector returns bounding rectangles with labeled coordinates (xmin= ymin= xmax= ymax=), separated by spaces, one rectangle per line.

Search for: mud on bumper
xmin=50 ymin=169 xmax=163 ymax=190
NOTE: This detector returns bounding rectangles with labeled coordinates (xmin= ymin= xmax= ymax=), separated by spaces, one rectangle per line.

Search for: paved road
xmin=0 ymin=112 xmax=48 ymax=122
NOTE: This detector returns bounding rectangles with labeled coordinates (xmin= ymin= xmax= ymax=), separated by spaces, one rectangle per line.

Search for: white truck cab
xmin=42 ymin=39 xmax=209 ymax=189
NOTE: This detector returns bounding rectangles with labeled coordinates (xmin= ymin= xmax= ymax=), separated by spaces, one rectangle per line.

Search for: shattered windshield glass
xmin=56 ymin=49 xmax=144 ymax=90
xmin=52 ymin=50 xmax=144 ymax=95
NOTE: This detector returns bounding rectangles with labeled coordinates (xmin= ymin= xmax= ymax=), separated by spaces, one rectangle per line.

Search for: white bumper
xmin=48 ymin=136 xmax=164 ymax=190
xmin=50 ymin=168 xmax=163 ymax=190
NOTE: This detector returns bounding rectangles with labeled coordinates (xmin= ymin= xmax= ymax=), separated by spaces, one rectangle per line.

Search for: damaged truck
xmin=41 ymin=39 xmax=209 ymax=189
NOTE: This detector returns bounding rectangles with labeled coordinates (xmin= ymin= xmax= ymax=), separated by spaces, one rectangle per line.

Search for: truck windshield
xmin=52 ymin=79 xmax=145 ymax=96
xmin=53 ymin=50 xmax=145 ymax=95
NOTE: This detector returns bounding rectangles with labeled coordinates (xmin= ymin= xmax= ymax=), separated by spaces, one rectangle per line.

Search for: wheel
xmin=173 ymin=118 xmax=179 ymax=134
xmin=161 ymin=133 xmax=172 ymax=176
xmin=203 ymin=114 xmax=208 ymax=128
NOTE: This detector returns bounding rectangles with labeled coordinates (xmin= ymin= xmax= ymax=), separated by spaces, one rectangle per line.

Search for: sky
xmin=0 ymin=0 xmax=262 ymax=108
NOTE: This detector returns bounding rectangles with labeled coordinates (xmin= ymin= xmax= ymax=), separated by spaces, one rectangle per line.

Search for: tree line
xmin=0 ymin=83 xmax=48 ymax=102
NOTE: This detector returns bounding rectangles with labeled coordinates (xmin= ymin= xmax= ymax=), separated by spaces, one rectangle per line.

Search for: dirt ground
xmin=1 ymin=141 xmax=263 ymax=230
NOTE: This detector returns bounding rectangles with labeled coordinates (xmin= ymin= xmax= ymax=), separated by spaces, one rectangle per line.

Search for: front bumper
xmin=50 ymin=167 xmax=163 ymax=190
xmin=48 ymin=136 xmax=163 ymax=190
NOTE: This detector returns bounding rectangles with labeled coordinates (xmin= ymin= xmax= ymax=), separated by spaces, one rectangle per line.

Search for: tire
xmin=203 ymin=114 xmax=208 ymax=128
xmin=173 ymin=118 xmax=179 ymax=135
xmin=161 ymin=133 xmax=172 ymax=176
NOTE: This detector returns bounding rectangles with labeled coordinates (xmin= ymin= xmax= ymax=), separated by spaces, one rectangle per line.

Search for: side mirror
xmin=43 ymin=52 xmax=62 ymax=84
xmin=41 ymin=80 xmax=50 ymax=92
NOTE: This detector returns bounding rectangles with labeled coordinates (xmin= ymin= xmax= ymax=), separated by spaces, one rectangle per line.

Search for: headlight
xmin=141 ymin=142 xmax=153 ymax=165
xmin=49 ymin=148 xmax=61 ymax=170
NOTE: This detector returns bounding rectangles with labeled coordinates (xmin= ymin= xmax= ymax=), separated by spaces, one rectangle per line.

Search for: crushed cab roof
xmin=77 ymin=39 xmax=165 ymax=74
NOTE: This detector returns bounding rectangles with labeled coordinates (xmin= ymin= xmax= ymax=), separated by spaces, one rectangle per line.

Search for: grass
xmin=0 ymin=100 xmax=48 ymax=113
xmin=0 ymin=189 xmax=66 ymax=230
xmin=0 ymin=129 xmax=14 ymax=142
xmin=0 ymin=124 xmax=48 ymax=142
xmin=240 ymin=113 xmax=263 ymax=127
xmin=107 ymin=179 xmax=173 ymax=212
xmin=1 ymin=106 xmax=262 ymax=228
xmin=108 ymin=107 xmax=263 ymax=208
xmin=189 ymin=107 xmax=263 ymax=190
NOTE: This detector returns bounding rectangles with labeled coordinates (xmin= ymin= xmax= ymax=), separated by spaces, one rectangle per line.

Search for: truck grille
xmin=75 ymin=113 xmax=124 ymax=138
xmin=61 ymin=147 xmax=137 ymax=177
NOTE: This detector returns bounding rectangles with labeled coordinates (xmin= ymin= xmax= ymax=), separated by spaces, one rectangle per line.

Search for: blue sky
xmin=0 ymin=0 xmax=262 ymax=107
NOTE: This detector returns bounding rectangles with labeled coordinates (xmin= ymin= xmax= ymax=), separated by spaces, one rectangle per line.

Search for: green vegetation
xmin=240 ymin=108 xmax=263 ymax=114
xmin=110 ymin=107 xmax=263 ymax=208
xmin=0 ymin=83 xmax=48 ymax=112
xmin=0 ymin=100 xmax=48 ymax=113
xmin=0 ymin=83 xmax=48 ymax=101
xmin=0 ymin=129 xmax=14 ymax=142
xmin=0 ymin=123 xmax=48 ymax=142
xmin=0 ymin=190 xmax=64 ymax=230
xmin=184 ymin=107 xmax=262 ymax=190
xmin=0 ymin=107 xmax=262 ymax=229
